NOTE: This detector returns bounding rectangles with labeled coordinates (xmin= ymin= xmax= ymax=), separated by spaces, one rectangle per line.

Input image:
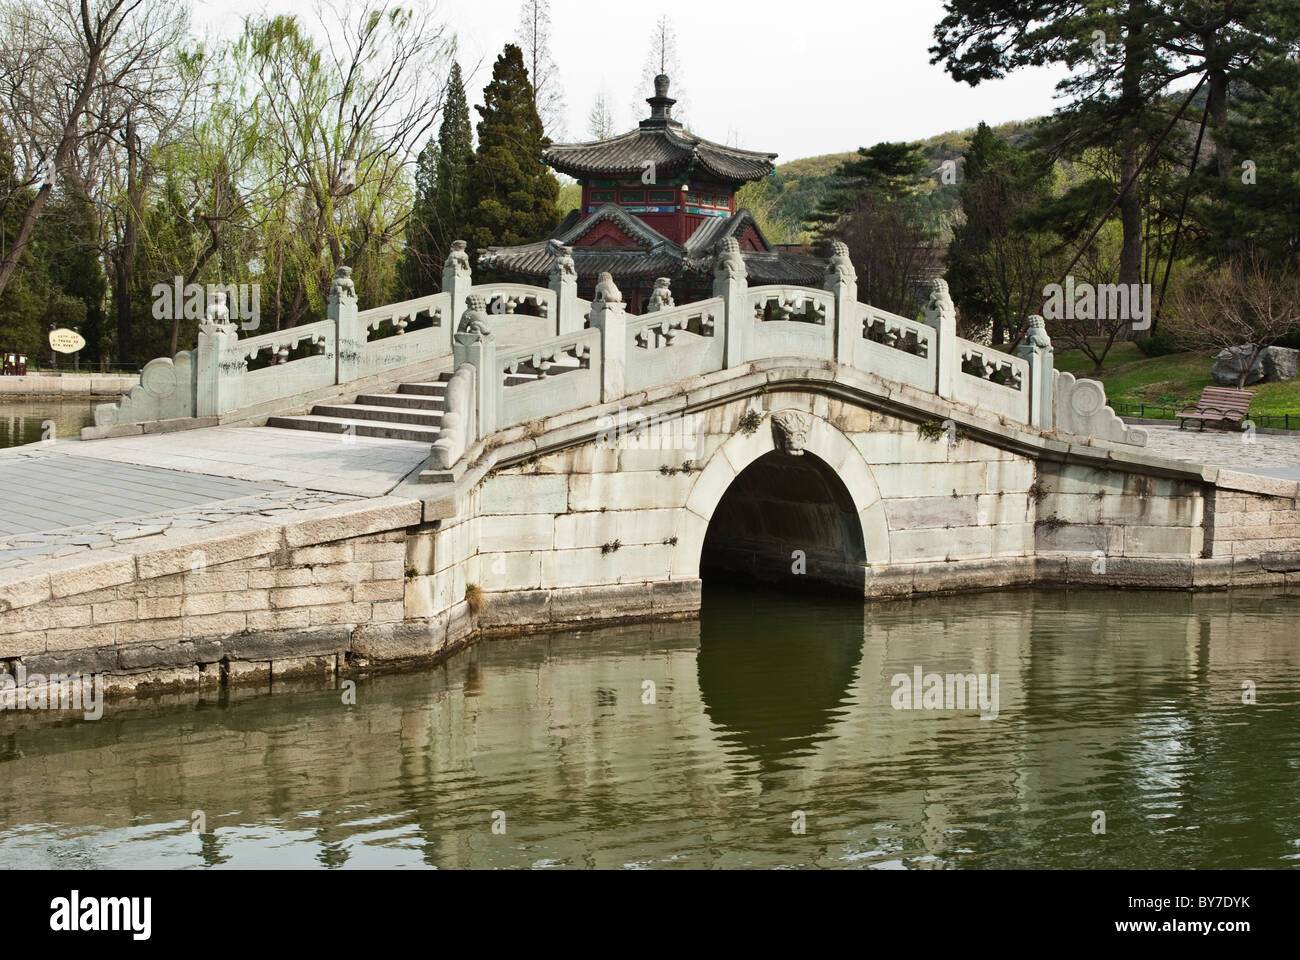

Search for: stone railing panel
xmin=954 ymin=338 xmax=1030 ymax=421
xmin=625 ymin=297 xmax=724 ymax=393
xmin=746 ymin=285 xmax=835 ymax=362
xmin=1054 ymin=371 xmax=1148 ymax=446
xmin=853 ymin=304 xmax=937 ymax=391
xmin=497 ymin=328 xmax=602 ymax=428
xmin=236 ymin=319 xmax=337 ymax=409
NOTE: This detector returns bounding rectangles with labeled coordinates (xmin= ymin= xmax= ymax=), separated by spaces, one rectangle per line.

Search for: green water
xmin=0 ymin=399 xmax=96 ymax=447
xmin=1 ymin=585 xmax=1298 ymax=869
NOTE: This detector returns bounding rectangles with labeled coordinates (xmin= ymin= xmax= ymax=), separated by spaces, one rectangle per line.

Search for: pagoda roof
xmin=543 ymin=126 xmax=778 ymax=185
xmin=541 ymin=74 xmax=777 ymax=185
xmin=477 ymin=205 xmax=824 ymax=285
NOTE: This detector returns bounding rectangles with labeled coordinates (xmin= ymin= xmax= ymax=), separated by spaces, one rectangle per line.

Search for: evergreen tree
xmin=399 ymin=61 xmax=474 ymax=297
xmin=0 ymin=122 xmax=48 ymax=359
xmin=945 ymin=123 xmax=1059 ymax=344
xmin=464 ymin=44 xmax=559 ymax=254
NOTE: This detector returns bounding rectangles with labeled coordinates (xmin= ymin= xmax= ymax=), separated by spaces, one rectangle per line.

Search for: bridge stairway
xmin=266 ymin=374 xmax=451 ymax=443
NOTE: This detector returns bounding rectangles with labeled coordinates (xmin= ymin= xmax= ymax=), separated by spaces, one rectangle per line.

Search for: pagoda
xmin=476 ymin=75 xmax=824 ymax=313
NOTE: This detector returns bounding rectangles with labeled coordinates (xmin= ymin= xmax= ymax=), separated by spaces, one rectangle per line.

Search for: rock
xmin=1211 ymin=346 xmax=1264 ymax=386
xmin=1262 ymin=345 xmax=1298 ymax=382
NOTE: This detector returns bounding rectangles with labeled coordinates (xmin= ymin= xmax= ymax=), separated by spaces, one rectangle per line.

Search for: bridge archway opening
xmin=700 ymin=449 xmax=866 ymax=595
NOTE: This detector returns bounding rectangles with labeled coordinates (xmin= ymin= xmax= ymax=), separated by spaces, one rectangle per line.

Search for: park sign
xmin=48 ymin=328 xmax=85 ymax=354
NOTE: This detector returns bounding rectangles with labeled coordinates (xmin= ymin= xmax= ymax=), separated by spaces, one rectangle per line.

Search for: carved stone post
xmin=330 ymin=267 xmax=360 ymax=385
xmin=712 ymin=238 xmax=748 ymax=368
xmin=824 ymin=241 xmax=858 ymax=366
xmin=1016 ymin=314 xmax=1055 ymax=429
xmin=196 ymin=291 xmax=241 ymax=417
xmin=442 ymin=240 xmax=473 ymax=350
xmin=453 ymin=294 xmax=497 ymax=438
xmin=548 ymin=243 xmax=580 ymax=335
xmin=924 ymin=278 xmax=958 ymax=400
xmin=645 ymin=277 xmax=674 ymax=313
xmin=588 ymin=272 xmax=626 ymax=402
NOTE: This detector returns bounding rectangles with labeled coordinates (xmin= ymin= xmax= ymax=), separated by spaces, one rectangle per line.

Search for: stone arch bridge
xmin=3 ymin=242 xmax=1298 ymax=693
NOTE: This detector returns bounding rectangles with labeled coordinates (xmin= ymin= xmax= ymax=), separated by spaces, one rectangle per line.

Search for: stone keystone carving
xmin=445 ymin=239 xmax=472 ymax=279
xmin=330 ymin=266 xmax=356 ymax=303
xmin=593 ymin=271 xmax=623 ymax=304
xmin=771 ymin=410 xmax=813 ymax=455
xmin=547 ymin=241 xmax=577 ymax=280
xmin=1024 ymin=314 xmax=1052 ymax=351
xmin=825 ymin=240 xmax=856 ymax=285
xmin=924 ymin=277 xmax=955 ymax=328
xmin=646 ymin=277 xmax=674 ymax=312
xmin=456 ymin=293 xmax=491 ymax=340
xmin=713 ymin=237 xmax=747 ymax=282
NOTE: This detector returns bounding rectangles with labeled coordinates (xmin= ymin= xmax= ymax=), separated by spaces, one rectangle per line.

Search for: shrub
xmin=1133 ymin=330 xmax=1181 ymax=357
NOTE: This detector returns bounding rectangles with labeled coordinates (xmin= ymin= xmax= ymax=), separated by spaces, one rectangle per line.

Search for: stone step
xmin=354 ymin=392 xmax=445 ymax=410
xmin=398 ymin=381 xmax=449 ymax=397
xmin=311 ymin=403 xmax=445 ymax=427
xmin=266 ymin=415 xmax=441 ymax=443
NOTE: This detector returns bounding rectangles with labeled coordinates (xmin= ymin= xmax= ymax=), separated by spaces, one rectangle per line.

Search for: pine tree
xmin=945 ymin=123 xmax=1059 ymax=344
xmin=464 ymin=44 xmax=560 ymax=254
xmin=399 ymin=62 xmax=474 ymax=297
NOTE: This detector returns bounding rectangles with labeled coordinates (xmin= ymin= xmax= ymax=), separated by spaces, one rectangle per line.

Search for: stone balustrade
xmin=90 ymin=234 xmax=1129 ymax=466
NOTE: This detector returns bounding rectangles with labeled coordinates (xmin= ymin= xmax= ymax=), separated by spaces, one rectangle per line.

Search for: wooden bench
xmin=1177 ymin=386 xmax=1253 ymax=430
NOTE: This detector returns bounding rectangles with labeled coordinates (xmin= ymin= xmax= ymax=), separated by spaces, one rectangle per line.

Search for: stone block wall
xmin=0 ymin=500 xmax=416 ymax=696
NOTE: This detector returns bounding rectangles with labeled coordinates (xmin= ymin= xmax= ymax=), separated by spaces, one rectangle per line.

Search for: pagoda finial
xmin=642 ymin=74 xmax=678 ymax=127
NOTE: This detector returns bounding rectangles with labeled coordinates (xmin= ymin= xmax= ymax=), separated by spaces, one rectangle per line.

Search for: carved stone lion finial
xmin=206 ymin=289 xmax=231 ymax=324
xmin=445 ymin=240 xmax=472 ymax=279
xmin=593 ymin=271 xmax=623 ymax=304
xmin=1024 ymin=314 xmax=1052 ymax=351
xmin=645 ymin=277 xmax=674 ymax=313
xmin=924 ymin=277 xmax=955 ymax=328
xmin=548 ymin=241 xmax=577 ymax=282
xmin=456 ymin=293 xmax=491 ymax=340
xmin=713 ymin=236 xmax=747 ymax=282
xmin=330 ymin=266 xmax=356 ymax=303
xmin=825 ymin=240 xmax=856 ymax=286
xmin=771 ymin=410 xmax=813 ymax=456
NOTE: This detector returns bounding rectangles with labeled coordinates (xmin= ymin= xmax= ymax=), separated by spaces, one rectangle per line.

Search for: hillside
xmin=741 ymin=117 xmax=1039 ymax=244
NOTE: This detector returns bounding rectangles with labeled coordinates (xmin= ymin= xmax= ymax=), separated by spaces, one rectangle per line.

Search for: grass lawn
xmin=1053 ymin=343 xmax=1300 ymax=419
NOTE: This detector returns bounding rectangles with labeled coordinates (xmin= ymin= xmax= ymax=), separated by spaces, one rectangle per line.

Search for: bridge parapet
xmin=87 ymin=235 xmax=1150 ymax=464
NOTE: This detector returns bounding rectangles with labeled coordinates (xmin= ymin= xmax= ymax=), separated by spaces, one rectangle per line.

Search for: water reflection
xmin=697 ymin=586 xmax=863 ymax=771
xmin=0 ymin=587 xmax=1298 ymax=869
xmin=0 ymin=398 xmax=97 ymax=447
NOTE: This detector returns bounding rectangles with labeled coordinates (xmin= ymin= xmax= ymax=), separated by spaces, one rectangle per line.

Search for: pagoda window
xmin=590 ymin=189 xmax=615 ymax=203
xmin=619 ymin=189 xmax=645 ymax=203
xmin=647 ymin=189 xmax=674 ymax=203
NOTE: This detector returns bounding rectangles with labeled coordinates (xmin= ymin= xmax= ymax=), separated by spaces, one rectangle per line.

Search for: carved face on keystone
xmin=771 ymin=410 xmax=812 ymax=455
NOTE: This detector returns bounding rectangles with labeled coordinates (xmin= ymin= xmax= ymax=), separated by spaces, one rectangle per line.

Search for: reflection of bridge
xmin=2 ymin=242 xmax=1299 ymax=694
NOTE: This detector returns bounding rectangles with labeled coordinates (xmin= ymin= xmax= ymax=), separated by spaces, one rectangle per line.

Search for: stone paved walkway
xmin=0 ymin=424 xmax=431 ymax=568
xmin=1137 ymin=423 xmax=1300 ymax=481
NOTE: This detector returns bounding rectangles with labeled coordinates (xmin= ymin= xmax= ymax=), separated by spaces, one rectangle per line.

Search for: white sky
xmin=193 ymin=0 xmax=1069 ymax=162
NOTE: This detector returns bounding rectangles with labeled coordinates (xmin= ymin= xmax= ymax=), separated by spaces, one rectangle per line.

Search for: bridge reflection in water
xmin=1 ymin=588 xmax=1299 ymax=869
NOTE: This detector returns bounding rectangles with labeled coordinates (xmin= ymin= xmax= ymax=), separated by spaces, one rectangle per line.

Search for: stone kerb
xmin=675 ymin=406 xmax=891 ymax=578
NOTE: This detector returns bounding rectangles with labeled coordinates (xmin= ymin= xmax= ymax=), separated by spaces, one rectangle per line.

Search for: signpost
xmin=48 ymin=327 xmax=85 ymax=372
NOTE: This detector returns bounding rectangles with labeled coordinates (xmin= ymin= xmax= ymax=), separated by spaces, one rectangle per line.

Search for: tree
xmin=1166 ymin=251 xmax=1300 ymax=388
xmin=930 ymin=0 xmax=1293 ymax=293
xmin=463 ymin=44 xmax=560 ymax=253
xmin=239 ymin=3 xmax=453 ymax=323
xmin=0 ymin=0 xmax=188 ymax=300
xmin=633 ymin=16 xmax=686 ymax=120
xmin=946 ymin=123 xmax=1060 ymax=344
xmin=515 ymin=0 xmax=564 ymax=138
xmin=587 ymin=89 xmax=617 ymax=140
xmin=806 ymin=141 xmax=937 ymax=317
xmin=399 ymin=61 xmax=473 ymax=298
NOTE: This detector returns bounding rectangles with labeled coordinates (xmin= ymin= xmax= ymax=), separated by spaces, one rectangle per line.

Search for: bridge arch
xmin=678 ymin=407 xmax=890 ymax=594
